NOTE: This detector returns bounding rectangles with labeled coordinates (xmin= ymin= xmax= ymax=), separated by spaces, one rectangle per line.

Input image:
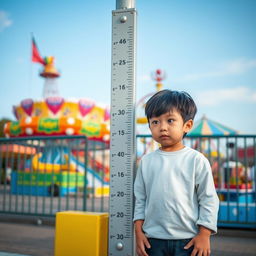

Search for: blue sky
xmin=0 ymin=0 xmax=255 ymax=134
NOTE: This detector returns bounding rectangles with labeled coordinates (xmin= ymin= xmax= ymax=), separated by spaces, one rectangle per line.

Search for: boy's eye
xmin=168 ymin=119 xmax=174 ymax=123
xmin=151 ymin=120 xmax=159 ymax=125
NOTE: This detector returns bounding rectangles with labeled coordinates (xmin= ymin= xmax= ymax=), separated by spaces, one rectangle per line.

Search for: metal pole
xmin=109 ymin=0 xmax=137 ymax=255
xmin=116 ymin=0 xmax=135 ymax=9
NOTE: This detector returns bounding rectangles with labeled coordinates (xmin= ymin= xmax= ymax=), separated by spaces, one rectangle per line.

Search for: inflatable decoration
xmin=104 ymin=107 xmax=110 ymax=122
xmin=45 ymin=97 xmax=64 ymax=115
xmin=78 ymin=99 xmax=95 ymax=117
xmin=21 ymin=99 xmax=34 ymax=116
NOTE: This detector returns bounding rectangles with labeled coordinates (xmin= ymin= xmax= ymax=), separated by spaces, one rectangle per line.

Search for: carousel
xmin=4 ymin=55 xmax=110 ymax=141
xmin=3 ymin=38 xmax=110 ymax=197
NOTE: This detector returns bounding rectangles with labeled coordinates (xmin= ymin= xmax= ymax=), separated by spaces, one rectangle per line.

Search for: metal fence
xmin=0 ymin=136 xmax=109 ymax=216
xmin=0 ymin=135 xmax=255 ymax=228
xmin=137 ymin=134 xmax=256 ymax=228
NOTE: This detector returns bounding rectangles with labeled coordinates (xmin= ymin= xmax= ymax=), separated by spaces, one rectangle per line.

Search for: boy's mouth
xmin=160 ymin=135 xmax=169 ymax=138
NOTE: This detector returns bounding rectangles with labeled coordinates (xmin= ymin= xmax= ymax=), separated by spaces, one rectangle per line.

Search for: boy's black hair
xmin=145 ymin=89 xmax=197 ymax=123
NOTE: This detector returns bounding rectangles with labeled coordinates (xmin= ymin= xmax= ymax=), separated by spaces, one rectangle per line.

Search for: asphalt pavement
xmin=0 ymin=217 xmax=255 ymax=256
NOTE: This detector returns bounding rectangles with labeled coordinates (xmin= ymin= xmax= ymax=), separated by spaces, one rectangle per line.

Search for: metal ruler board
xmin=109 ymin=8 xmax=137 ymax=256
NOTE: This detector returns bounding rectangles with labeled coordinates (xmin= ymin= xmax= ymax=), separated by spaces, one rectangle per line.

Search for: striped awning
xmin=189 ymin=115 xmax=238 ymax=136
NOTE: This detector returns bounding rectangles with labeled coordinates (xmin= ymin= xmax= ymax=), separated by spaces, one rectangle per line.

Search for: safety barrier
xmin=0 ymin=136 xmax=109 ymax=216
xmin=1 ymin=135 xmax=255 ymax=228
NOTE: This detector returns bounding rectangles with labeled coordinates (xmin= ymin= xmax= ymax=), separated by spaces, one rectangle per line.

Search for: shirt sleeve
xmin=133 ymin=161 xmax=146 ymax=222
xmin=195 ymin=155 xmax=219 ymax=234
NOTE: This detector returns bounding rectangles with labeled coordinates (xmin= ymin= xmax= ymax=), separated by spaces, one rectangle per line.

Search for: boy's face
xmin=149 ymin=108 xmax=193 ymax=152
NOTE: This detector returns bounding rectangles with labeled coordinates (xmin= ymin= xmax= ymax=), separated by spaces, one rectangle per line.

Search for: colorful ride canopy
xmin=4 ymin=97 xmax=110 ymax=141
xmin=189 ymin=115 xmax=238 ymax=136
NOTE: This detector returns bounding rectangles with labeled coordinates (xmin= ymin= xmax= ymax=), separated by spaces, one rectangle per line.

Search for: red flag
xmin=32 ymin=37 xmax=45 ymax=65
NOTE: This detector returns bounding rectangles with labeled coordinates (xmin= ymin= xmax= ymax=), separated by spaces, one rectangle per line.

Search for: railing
xmin=0 ymin=135 xmax=255 ymax=228
xmin=137 ymin=134 xmax=256 ymax=228
xmin=0 ymin=136 xmax=109 ymax=217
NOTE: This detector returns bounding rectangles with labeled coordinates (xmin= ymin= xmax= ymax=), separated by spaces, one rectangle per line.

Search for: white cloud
xmin=175 ymin=59 xmax=256 ymax=83
xmin=224 ymin=59 xmax=256 ymax=74
xmin=138 ymin=74 xmax=151 ymax=82
xmin=0 ymin=10 xmax=13 ymax=32
xmin=252 ymin=92 xmax=256 ymax=101
xmin=196 ymin=86 xmax=256 ymax=106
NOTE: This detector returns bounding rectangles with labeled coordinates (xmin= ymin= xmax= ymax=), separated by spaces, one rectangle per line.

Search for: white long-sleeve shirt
xmin=133 ymin=146 xmax=219 ymax=239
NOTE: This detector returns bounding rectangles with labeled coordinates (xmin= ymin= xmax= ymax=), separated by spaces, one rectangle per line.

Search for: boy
xmin=134 ymin=90 xmax=219 ymax=256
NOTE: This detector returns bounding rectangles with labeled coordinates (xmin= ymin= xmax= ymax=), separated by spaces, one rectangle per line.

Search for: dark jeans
xmin=145 ymin=238 xmax=194 ymax=256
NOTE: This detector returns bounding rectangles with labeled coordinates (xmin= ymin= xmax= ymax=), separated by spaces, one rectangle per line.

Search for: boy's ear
xmin=184 ymin=119 xmax=193 ymax=133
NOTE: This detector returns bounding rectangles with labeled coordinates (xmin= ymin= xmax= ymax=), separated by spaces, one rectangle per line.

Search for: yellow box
xmin=54 ymin=211 xmax=109 ymax=256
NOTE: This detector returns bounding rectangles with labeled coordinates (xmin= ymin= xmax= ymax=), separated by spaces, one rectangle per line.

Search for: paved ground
xmin=0 ymin=222 xmax=54 ymax=256
xmin=0 ymin=220 xmax=255 ymax=256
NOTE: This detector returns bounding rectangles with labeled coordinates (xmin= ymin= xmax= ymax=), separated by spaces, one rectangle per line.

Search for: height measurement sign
xmin=109 ymin=8 xmax=137 ymax=256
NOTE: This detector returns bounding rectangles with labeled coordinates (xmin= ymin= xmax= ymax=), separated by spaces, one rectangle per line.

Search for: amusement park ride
xmin=4 ymin=55 xmax=110 ymax=140
xmin=4 ymin=37 xmax=111 ymax=198
xmin=136 ymin=69 xmax=166 ymax=125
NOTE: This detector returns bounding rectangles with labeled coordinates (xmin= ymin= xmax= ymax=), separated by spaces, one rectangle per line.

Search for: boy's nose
xmin=160 ymin=122 xmax=167 ymax=131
